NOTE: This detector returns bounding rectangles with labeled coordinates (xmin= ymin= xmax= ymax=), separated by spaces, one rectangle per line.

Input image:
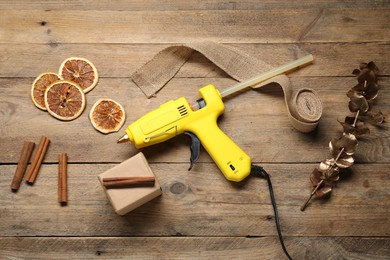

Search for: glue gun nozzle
xmin=117 ymin=134 xmax=129 ymax=144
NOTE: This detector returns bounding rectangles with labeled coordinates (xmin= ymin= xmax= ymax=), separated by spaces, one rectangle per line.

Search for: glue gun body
xmin=123 ymin=84 xmax=251 ymax=182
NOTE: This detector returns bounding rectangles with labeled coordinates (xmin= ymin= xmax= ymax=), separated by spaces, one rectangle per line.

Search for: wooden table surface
xmin=1 ymin=1 xmax=389 ymax=259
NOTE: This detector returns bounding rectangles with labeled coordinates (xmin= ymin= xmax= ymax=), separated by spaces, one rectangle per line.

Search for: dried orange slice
xmin=31 ymin=72 xmax=62 ymax=110
xmin=44 ymin=80 xmax=86 ymax=121
xmin=59 ymin=57 xmax=98 ymax=93
xmin=89 ymin=98 xmax=126 ymax=134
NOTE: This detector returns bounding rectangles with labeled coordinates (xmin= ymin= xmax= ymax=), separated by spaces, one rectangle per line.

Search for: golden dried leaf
xmin=318 ymin=159 xmax=335 ymax=172
xmin=357 ymin=68 xmax=376 ymax=84
xmin=354 ymin=62 xmax=378 ymax=84
xmin=338 ymin=118 xmax=370 ymax=135
xmin=364 ymin=82 xmax=381 ymax=100
xmin=313 ymin=159 xmax=340 ymax=185
xmin=310 ymin=168 xmax=322 ymax=186
xmin=350 ymin=81 xmax=380 ymax=101
xmin=367 ymin=61 xmax=379 ymax=74
xmin=315 ymin=185 xmax=332 ymax=198
xmin=330 ymin=134 xmax=358 ymax=156
xmin=335 ymin=155 xmax=354 ymax=168
xmin=347 ymin=91 xmax=369 ymax=113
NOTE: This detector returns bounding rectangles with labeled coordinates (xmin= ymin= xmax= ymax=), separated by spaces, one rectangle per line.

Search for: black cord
xmin=251 ymin=164 xmax=292 ymax=260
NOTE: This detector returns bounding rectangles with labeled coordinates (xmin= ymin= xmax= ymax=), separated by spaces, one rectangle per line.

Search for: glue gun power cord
xmin=251 ymin=165 xmax=292 ymax=260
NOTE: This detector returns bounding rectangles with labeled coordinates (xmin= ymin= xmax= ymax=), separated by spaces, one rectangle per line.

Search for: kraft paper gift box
xmin=98 ymin=152 xmax=162 ymax=215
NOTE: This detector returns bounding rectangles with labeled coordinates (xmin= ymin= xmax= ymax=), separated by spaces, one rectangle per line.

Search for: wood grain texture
xmin=0 ymin=43 xmax=389 ymax=78
xmin=0 ymin=3 xmax=389 ymax=259
xmin=0 ymin=237 xmax=389 ymax=260
xmin=0 ymin=9 xmax=389 ymax=44
xmin=0 ymin=163 xmax=388 ymax=237
xmin=0 ymin=0 xmax=389 ymax=10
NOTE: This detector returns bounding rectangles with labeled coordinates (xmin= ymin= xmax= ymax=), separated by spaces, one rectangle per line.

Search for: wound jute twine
xmin=131 ymin=41 xmax=322 ymax=133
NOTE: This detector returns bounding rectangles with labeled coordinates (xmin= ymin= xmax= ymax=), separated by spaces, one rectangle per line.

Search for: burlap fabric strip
xmin=131 ymin=42 xmax=322 ymax=133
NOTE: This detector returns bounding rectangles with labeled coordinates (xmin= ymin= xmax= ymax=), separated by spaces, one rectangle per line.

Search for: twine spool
xmin=251 ymin=75 xmax=322 ymax=132
xmin=291 ymin=89 xmax=322 ymax=132
xmin=295 ymin=89 xmax=322 ymax=122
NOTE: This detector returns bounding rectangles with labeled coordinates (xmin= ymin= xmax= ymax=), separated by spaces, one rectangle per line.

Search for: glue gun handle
xmin=191 ymin=119 xmax=251 ymax=182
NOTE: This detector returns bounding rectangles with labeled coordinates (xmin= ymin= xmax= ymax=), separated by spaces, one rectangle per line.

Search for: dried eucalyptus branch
xmin=301 ymin=62 xmax=384 ymax=211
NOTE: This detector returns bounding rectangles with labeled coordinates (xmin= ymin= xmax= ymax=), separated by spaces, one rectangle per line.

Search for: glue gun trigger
xmin=184 ymin=132 xmax=201 ymax=171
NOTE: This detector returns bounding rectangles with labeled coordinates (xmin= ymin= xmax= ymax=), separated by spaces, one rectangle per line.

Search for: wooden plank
xmin=0 ymin=237 xmax=389 ymax=259
xmin=1 ymin=77 xmax=389 ymax=164
xmin=0 ymin=0 xmax=389 ymax=11
xmin=0 ymin=43 xmax=389 ymax=78
xmin=0 ymin=163 xmax=388 ymax=237
xmin=0 ymin=9 xmax=389 ymax=44
xmin=184 ymin=42 xmax=390 ymax=78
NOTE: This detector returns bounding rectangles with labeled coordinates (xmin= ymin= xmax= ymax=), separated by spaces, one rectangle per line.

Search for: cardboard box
xmin=98 ymin=152 xmax=162 ymax=215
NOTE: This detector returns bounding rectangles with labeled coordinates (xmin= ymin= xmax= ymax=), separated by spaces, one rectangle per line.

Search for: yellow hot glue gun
xmin=118 ymin=55 xmax=313 ymax=182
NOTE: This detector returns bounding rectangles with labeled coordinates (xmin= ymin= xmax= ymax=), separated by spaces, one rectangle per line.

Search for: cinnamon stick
xmin=25 ymin=136 xmax=50 ymax=184
xmin=103 ymin=177 xmax=155 ymax=182
xmin=102 ymin=176 xmax=155 ymax=188
xmin=24 ymin=137 xmax=45 ymax=181
xmin=11 ymin=141 xmax=35 ymax=191
xmin=58 ymin=153 xmax=67 ymax=204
